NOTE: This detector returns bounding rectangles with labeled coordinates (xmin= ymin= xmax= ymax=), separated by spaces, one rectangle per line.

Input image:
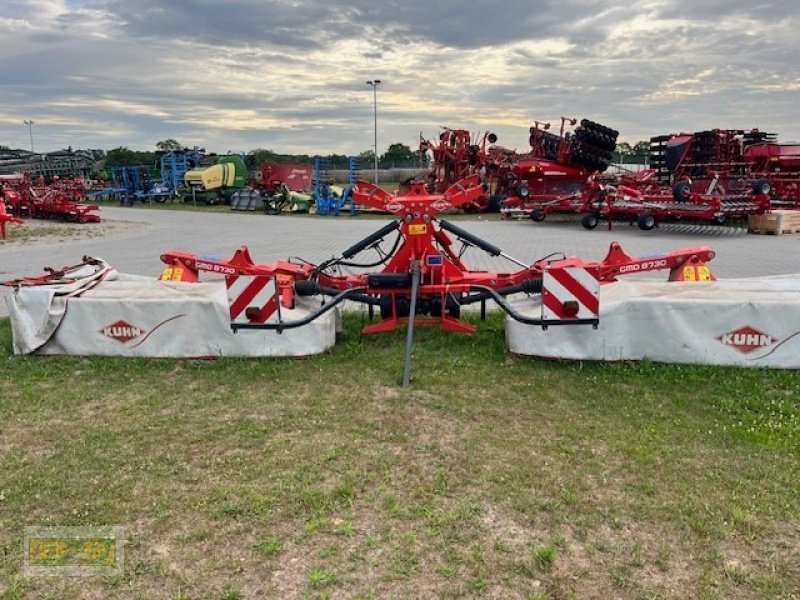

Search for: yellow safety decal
xmin=160 ymin=267 xmax=185 ymax=281
xmin=681 ymin=265 xmax=712 ymax=282
xmin=409 ymin=224 xmax=427 ymax=235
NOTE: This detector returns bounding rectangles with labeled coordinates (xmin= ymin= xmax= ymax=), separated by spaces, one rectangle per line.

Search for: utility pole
xmin=365 ymin=80 xmax=381 ymax=183
xmin=23 ymin=120 xmax=35 ymax=153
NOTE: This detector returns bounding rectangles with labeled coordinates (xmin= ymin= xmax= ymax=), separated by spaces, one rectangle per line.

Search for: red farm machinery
xmin=0 ymin=176 xmax=25 ymax=239
xmin=503 ymin=124 xmax=799 ymax=231
xmin=498 ymin=117 xmax=620 ymax=220
xmin=408 ymin=118 xmax=617 ymax=216
xmin=653 ymin=129 xmax=800 ymax=209
xmin=591 ymin=128 xmax=800 ymax=230
xmin=14 ymin=172 xmax=800 ymax=369
xmin=158 ymin=175 xmax=716 ymax=383
xmin=744 ymin=142 xmax=800 ymax=207
xmin=419 ymin=128 xmax=521 ymax=213
xmin=0 ymin=173 xmax=99 ymax=225
xmin=233 ymin=162 xmax=314 ymax=213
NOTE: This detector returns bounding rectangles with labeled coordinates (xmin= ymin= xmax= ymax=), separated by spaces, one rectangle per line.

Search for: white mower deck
xmin=6 ymin=266 xmax=337 ymax=358
xmin=506 ymin=275 xmax=800 ymax=368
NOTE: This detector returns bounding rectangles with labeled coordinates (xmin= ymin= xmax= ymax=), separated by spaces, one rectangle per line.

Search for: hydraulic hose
xmin=230 ymin=286 xmax=368 ymax=333
xmin=459 ymin=278 xmax=543 ymax=305
xmin=294 ymin=280 xmax=380 ymax=305
xmin=468 ymin=285 xmax=597 ymax=327
xmin=341 ymin=220 xmax=401 ymax=259
xmin=437 ymin=219 xmax=501 ymax=256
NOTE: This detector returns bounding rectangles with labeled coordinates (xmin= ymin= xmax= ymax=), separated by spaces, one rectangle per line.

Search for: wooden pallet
xmin=748 ymin=210 xmax=800 ymax=235
xmin=749 ymin=227 xmax=800 ymax=235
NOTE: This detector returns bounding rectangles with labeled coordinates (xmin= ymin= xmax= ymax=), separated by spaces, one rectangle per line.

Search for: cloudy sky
xmin=1 ymin=0 xmax=798 ymax=156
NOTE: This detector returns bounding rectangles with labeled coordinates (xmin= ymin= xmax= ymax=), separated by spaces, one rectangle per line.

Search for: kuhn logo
xmin=100 ymin=320 xmax=147 ymax=343
xmin=717 ymin=326 xmax=778 ymax=354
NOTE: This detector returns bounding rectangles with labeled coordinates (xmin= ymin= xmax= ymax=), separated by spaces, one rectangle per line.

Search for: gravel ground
xmin=2 ymin=205 xmax=799 ymax=317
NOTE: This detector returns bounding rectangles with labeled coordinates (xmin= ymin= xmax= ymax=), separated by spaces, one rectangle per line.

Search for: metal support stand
xmin=401 ymin=260 xmax=421 ymax=387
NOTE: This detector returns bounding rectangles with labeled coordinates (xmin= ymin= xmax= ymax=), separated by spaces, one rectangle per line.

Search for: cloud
xmin=0 ymin=0 xmax=798 ymax=153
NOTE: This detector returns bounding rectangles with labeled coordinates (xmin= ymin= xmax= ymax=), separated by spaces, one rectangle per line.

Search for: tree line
xmin=613 ymin=141 xmax=651 ymax=164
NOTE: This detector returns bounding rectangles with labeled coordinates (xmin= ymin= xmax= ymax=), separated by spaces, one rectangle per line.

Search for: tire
xmin=487 ymin=194 xmax=503 ymax=213
xmin=581 ymin=213 xmax=599 ymax=230
xmin=751 ymin=178 xmax=772 ymax=195
xmin=672 ymin=181 xmax=691 ymax=202
xmin=637 ymin=214 xmax=656 ymax=230
xmin=530 ymin=209 xmax=546 ymax=222
xmin=710 ymin=215 xmax=727 ymax=226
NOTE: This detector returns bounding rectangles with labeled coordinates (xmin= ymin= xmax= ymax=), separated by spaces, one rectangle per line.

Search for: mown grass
xmin=0 ymin=314 xmax=797 ymax=599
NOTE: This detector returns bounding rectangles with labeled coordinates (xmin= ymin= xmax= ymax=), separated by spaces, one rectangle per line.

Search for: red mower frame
xmin=138 ymin=175 xmax=716 ymax=383
xmin=161 ymin=176 xmax=717 ymax=335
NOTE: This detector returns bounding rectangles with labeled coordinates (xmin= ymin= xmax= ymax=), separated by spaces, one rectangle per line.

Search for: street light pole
xmin=23 ymin=120 xmax=35 ymax=153
xmin=365 ymin=80 xmax=381 ymax=183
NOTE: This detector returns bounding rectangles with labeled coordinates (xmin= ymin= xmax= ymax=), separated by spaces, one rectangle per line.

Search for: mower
xmin=9 ymin=176 xmax=800 ymax=373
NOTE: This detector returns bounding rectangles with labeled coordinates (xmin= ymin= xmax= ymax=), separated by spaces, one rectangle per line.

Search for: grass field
xmin=0 ymin=314 xmax=798 ymax=599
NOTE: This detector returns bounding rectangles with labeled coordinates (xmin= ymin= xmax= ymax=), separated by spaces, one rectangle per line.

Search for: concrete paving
xmin=2 ymin=205 xmax=799 ymax=317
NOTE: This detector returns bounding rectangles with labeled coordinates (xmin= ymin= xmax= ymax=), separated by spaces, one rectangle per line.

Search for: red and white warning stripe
xmin=541 ymin=267 xmax=599 ymax=321
xmin=226 ymin=275 xmax=278 ymax=323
